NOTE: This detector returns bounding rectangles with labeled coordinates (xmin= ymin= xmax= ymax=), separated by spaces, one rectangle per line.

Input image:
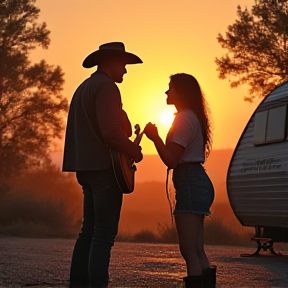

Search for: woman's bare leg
xmin=197 ymin=219 xmax=210 ymax=270
xmin=175 ymin=213 xmax=204 ymax=276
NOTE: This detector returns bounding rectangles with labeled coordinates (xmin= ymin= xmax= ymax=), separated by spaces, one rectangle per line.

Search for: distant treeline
xmin=0 ymin=164 xmax=253 ymax=246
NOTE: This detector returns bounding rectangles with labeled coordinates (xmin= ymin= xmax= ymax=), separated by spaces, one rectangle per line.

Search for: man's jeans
xmin=69 ymin=168 xmax=123 ymax=288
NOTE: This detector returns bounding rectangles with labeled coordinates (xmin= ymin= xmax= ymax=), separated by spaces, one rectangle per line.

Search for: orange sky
xmin=32 ymin=0 xmax=258 ymax=154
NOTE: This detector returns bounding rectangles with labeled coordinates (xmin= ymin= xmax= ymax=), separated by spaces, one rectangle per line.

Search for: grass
xmin=115 ymin=218 xmax=252 ymax=246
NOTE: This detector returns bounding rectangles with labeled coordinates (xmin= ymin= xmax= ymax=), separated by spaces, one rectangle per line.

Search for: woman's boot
xmin=202 ymin=265 xmax=216 ymax=288
xmin=183 ymin=275 xmax=204 ymax=288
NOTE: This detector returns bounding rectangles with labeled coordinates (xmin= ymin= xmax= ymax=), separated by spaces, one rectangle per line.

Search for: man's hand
xmin=133 ymin=145 xmax=143 ymax=163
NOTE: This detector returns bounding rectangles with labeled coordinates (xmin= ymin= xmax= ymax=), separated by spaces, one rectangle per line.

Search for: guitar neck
xmin=134 ymin=131 xmax=144 ymax=146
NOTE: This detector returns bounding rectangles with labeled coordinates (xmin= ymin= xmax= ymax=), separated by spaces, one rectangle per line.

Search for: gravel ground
xmin=0 ymin=237 xmax=288 ymax=287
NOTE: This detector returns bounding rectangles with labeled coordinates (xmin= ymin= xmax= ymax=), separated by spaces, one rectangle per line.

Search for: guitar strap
xmin=166 ymin=168 xmax=175 ymax=228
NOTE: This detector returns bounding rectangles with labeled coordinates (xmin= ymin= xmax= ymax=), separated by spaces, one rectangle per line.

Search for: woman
xmin=144 ymin=73 xmax=216 ymax=288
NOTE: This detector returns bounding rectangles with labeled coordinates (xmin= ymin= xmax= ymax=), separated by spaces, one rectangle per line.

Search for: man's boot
xmin=183 ymin=275 xmax=204 ymax=288
xmin=202 ymin=265 xmax=216 ymax=288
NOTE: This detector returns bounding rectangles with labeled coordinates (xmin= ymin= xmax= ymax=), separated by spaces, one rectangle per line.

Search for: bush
xmin=204 ymin=216 xmax=253 ymax=246
xmin=0 ymin=165 xmax=82 ymax=238
xmin=132 ymin=229 xmax=159 ymax=243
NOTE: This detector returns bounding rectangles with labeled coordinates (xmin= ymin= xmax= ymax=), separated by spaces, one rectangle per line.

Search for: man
xmin=62 ymin=42 xmax=143 ymax=288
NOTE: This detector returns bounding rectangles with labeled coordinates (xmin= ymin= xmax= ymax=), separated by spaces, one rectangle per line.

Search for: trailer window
xmin=254 ymin=110 xmax=268 ymax=145
xmin=266 ymin=106 xmax=287 ymax=143
xmin=254 ymin=105 xmax=287 ymax=145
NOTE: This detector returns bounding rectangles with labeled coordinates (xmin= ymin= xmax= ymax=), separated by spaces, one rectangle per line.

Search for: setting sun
xmin=159 ymin=111 xmax=175 ymax=127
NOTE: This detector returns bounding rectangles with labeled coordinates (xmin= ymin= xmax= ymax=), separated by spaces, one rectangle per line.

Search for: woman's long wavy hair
xmin=170 ymin=73 xmax=213 ymax=159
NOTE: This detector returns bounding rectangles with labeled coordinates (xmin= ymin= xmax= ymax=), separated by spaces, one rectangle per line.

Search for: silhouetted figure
xmin=144 ymin=73 xmax=216 ymax=288
xmin=62 ymin=42 xmax=143 ymax=288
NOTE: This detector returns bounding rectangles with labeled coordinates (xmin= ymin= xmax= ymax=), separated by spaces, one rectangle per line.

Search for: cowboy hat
xmin=82 ymin=42 xmax=143 ymax=68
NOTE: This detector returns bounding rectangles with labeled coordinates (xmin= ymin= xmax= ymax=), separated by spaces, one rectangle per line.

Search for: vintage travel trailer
xmin=226 ymin=80 xmax=288 ymax=255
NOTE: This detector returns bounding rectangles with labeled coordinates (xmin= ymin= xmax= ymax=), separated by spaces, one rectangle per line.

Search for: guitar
xmin=110 ymin=124 xmax=144 ymax=193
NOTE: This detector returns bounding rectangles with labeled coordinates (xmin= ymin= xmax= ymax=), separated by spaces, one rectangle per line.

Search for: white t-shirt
xmin=166 ymin=109 xmax=205 ymax=163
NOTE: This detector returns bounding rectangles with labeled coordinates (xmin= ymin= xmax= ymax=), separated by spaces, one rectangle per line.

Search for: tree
xmin=215 ymin=0 xmax=288 ymax=102
xmin=0 ymin=0 xmax=68 ymax=189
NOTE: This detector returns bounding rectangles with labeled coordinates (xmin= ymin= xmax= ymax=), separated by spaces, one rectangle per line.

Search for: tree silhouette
xmin=215 ymin=0 xmax=288 ymax=102
xmin=0 ymin=0 xmax=68 ymax=190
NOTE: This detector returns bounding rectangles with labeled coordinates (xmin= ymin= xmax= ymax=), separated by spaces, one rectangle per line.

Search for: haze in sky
xmin=32 ymin=0 xmax=258 ymax=154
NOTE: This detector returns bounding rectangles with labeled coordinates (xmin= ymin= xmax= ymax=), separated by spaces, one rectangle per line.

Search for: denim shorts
xmin=172 ymin=163 xmax=214 ymax=216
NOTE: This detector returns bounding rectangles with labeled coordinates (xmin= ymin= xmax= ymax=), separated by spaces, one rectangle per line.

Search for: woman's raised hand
xmin=144 ymin=122 xmax=159 ymax=142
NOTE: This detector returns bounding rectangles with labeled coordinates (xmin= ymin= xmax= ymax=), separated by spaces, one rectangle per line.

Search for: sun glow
xmin=159 ymin=111 xmax=175 ymax=127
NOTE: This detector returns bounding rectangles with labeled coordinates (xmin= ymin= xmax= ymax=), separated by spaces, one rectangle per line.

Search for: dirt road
xmin=0 ymin=237 xmax=288 ymax=287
